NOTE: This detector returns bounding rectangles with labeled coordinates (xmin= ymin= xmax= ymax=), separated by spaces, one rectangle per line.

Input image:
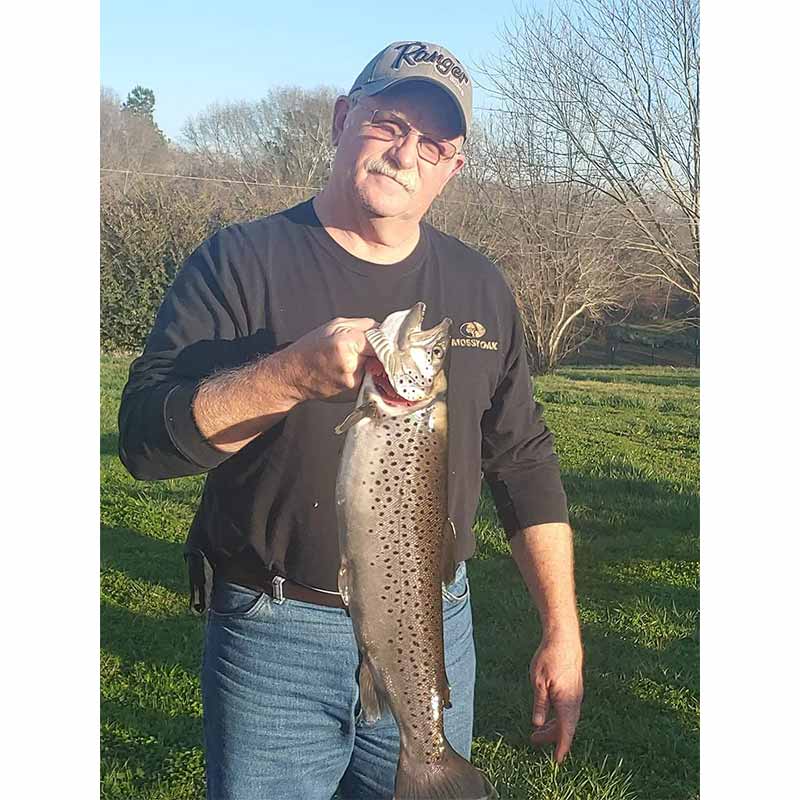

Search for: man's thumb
xmin=533 ymin=688 xmax=550 ymax=727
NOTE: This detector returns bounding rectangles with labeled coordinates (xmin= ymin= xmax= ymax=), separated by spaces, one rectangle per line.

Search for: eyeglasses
xmin=363 ymin=110 xmax=459 ymax=165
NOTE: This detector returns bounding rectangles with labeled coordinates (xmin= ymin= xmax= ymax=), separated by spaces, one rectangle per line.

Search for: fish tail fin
xmin=395 ymin=741 xmax=498 ymax=800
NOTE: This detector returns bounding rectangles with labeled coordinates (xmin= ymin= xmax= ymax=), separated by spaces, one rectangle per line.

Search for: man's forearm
xmin=509 ymin=522 xmax=581 ymax=639
xmin=191 ymin=316 xmax=376 ymax=456
xmin=192 ymin=349 xmax=304 ymax=454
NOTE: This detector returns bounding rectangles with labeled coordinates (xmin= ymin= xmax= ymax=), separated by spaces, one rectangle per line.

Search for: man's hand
xmin=508 ymin=523 xmax=583 ymax=763
xmin=528 ymin=633 xmax=584 ymax=763
xmin=282 ymin=317 xmax=377 ymax=401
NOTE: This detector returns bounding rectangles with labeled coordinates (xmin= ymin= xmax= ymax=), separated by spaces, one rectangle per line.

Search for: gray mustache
xmin=366 ymin=160 xmax=417 ymax=193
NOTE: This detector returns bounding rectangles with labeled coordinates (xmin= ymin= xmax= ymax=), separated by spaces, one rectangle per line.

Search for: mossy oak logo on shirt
xmin=451 ymin=321 xmax=498 ymax=350
xmin=460 ymin=321 xmax=486 ymax=338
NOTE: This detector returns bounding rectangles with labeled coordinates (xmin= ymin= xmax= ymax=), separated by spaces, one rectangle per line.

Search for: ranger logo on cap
xmin=349 ymin=40 xmax=473 ymax=139
xmin=390 ymin=42 xmax=470 ymax=87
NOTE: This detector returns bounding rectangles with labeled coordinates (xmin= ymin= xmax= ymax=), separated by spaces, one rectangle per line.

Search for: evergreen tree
xmin=121 ymin=85 xmax=167 ymax=142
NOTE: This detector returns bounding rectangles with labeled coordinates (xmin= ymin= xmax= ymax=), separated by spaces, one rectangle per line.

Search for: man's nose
xmin=388 ymin=132 xmax=419 ymax=171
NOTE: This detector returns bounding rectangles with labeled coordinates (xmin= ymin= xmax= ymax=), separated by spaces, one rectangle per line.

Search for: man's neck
xmin=313 ymin=188 xmax=421 ymax=265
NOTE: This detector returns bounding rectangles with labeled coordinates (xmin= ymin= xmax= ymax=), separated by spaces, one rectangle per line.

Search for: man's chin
xmin=355 ymin=186 xmax=414 ymax=219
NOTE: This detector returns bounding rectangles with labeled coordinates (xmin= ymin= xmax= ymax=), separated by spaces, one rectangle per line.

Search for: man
xmin=119 ymin=40 xmax=583 ymax=800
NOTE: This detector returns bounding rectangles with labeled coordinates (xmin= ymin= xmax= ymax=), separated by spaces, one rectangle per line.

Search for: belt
xmin=216 ymin=561 xmax=347 ymax=610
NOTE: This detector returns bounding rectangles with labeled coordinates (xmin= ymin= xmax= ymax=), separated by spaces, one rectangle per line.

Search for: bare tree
xmin=480 ymin=0 xmax=699 ymax=316
xmin=181 ymin=86 xmax=340 ymax=190
xmin=451 ymin=113 xmax=630 ymax=372
xmin=426 ymin=122 xmax=516 ymax=259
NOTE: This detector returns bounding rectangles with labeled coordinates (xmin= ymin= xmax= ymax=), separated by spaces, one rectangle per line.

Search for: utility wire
xmin=100 ymin=168 xmax=320 ymax=192
xmin=101 ymin=168 xmax=693 ymax=228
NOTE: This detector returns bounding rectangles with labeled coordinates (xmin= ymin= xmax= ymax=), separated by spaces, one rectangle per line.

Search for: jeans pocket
xmin=442 ymin=562 xmax=470 ymax=605
xmin=209 ymin=580 xmax=268 ymax=619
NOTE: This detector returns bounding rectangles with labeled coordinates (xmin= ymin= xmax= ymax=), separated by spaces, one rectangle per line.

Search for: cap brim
xmin=355 ymin=76 xmax=469 ymax=140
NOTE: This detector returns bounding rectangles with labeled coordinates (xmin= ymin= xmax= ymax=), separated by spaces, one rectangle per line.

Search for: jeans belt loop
xmin=272 ymin=575 xmax=286 ymax=604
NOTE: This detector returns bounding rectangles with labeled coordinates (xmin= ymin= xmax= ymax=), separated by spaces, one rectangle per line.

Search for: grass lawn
xmin=101 ymin=355 xmax=699 ymax=800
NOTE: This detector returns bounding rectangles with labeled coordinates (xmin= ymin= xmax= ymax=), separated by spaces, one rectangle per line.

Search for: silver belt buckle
xmin=271 ymin=575 xmax=286 ymax=604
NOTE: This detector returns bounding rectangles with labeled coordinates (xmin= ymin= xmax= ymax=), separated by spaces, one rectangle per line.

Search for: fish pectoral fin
xmin=440 ymin=517 xmax=457 ymax=588
xmin=337 ymin=561 xmax=351 ymax=608
xmin=443 ymin=679 xmax=453 ymax=710
xmin=334 ymin=402 xmax=378 ymax=435
xmin=358 ymin=658 xmax=391 ymax=723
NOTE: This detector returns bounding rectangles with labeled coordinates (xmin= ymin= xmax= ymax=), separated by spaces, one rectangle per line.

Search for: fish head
xmin=364 ymin=303 xmax=451 ymax=411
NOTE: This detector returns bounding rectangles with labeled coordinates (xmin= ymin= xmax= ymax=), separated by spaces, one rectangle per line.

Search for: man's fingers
xmin=351 ymin=332 xmax=375 ymax=358
xmin=530 ymin=719 xmax=574 ymax=763
xmin=530 ymin=690 xmax=581 ymax=762
xmin=333 ymin=322 xmax=376 ymax=358
xmin=554 ymin=697 xmax=580 ymax=762
xmin=360 ymin=336 xmax=376 ymax=358
xmin=529 ymin=719 xmax=558 ymax=747
xmin=532 ymin=682 xmax=550 ymax=727
xmin=336 ymin=331 xmax=375 ymax=362
xmin=346 ymin=319 xmax=378 ymax=356
xmin=542 ymin=696 xmax=580 ymax=763
xmin=554 ymin=728 xmax=575 ymax=764
xmin=553 ymin=713 xmax=578 ymax=763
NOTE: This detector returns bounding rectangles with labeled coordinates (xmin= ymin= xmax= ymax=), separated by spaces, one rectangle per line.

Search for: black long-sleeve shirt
xmin=118 ymin=199 xmax=569 ymax=592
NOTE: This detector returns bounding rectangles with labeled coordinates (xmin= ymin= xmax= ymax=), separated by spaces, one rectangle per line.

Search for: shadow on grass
xmin=101 ymin=432 xmax=119 ymax=457
xmin=102 ymin=697 xmax=201 ymax=754
xmin=102 ymin=473 xmax=204 ymax=513
xmin=562 ymin=470 xmax=698 ymax=555
xmin=102 ymin=696 xmax=205 ymax=800
xmin=101 ymin=525 xmax=188 ymax=596
xmin=101 ymin=526 xmax=206 ymax=797
xmin=468 ymin=470 xmax=698 ymax=800
xmin=101 ymin=528 xmax=196 ymax=695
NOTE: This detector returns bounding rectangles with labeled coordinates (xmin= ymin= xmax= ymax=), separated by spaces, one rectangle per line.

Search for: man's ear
xmin=331 ymin=95 xmax=353 ymax=147
xmin=439 ymin=151 xmax=466 ymax=194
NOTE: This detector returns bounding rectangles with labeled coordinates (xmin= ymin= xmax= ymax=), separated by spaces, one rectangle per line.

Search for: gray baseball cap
xmin=348 ymin=41 xmax=472 ymax=139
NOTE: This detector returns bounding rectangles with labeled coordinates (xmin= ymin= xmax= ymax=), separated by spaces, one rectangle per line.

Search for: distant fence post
xmin=605 ymin=326 xmax=617 ymax=365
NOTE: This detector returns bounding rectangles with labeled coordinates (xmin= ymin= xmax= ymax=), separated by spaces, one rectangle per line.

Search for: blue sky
xmin=100 ymin=0 xmax=528 ymax=142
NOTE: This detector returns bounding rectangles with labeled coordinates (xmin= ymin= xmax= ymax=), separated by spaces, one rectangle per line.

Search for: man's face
xmin=330 ymin=83 xmax=466 ymax=222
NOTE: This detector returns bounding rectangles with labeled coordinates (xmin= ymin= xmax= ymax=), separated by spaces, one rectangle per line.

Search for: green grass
xmin=101 ymin=355 xmax=699 ymax=800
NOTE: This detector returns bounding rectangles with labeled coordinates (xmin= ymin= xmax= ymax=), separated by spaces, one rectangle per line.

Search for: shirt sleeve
xmin=480 ymin=289 xmax=569 ymax=537
xmin=117 ymin=224 xmax=261 ymax=481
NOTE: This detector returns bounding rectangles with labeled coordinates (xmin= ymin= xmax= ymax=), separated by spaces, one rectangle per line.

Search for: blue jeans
xmin=201 ymin=561 xmax=475 ymax=800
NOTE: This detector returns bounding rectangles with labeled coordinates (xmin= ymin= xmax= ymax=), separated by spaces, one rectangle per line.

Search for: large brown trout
xmin=335 ymin=303 xmax=497 ymax=800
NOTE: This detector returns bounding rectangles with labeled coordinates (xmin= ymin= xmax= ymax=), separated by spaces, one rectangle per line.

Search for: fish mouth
xmin=364 ymin=303 xmax=450 ymax=406
xmin=366 ymin=358 xmax=419 ymax=407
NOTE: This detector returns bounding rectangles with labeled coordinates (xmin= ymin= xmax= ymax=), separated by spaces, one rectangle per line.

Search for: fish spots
xmin=343 ymin=399 xmax=450 ymax=759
